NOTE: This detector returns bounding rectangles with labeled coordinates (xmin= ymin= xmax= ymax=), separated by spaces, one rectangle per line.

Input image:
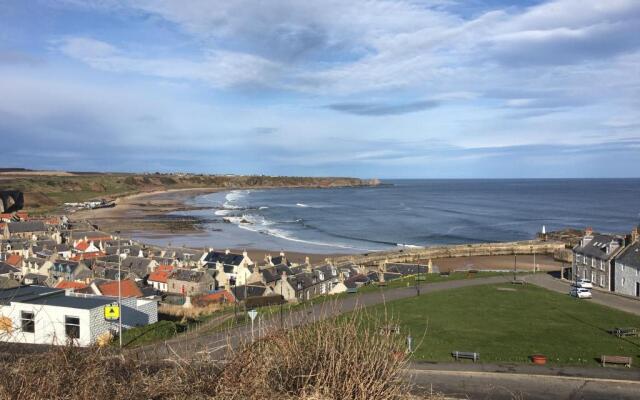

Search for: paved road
xmin=409 ymin=366 xmax=640 ymax=400
xmin=526 ymin=274 xmax=640 ymax=316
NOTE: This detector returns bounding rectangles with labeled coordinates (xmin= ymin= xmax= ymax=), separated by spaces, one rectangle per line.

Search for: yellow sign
xmin=104 ymin=303 xmax=120 ymax=321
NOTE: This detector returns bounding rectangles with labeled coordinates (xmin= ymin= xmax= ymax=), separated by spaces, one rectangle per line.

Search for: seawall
xmin=332 ymin=240 xmax=568 ymax=267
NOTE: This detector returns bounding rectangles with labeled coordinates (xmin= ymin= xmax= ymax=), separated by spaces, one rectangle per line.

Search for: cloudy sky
xmin=1 ymin=0 xmax=639 ymax=178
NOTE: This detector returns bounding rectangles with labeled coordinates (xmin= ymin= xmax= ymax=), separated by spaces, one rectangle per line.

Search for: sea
xmin=135 ymin=179 xmax=640 ymax=254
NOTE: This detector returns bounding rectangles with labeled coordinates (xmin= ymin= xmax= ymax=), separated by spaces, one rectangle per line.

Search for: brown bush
xmin=0 ymin=311 xmax=412 ymax=400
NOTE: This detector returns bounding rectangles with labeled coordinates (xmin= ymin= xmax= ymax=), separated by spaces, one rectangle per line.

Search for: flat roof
xmin=22 ymin=295 xmax=114 ymax=310
xmin=0 ymin=285 xmax=61 ymax=305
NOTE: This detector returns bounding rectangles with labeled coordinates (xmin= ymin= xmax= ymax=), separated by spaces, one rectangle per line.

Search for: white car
xmin=570 ymin=287 xmax=592 ymax=299
xmin=574 ymin=279 xmax=593 ymax=289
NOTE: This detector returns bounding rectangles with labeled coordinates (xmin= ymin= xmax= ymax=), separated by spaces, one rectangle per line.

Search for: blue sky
xmin=1 ymin=0 xmax=639 ymax=178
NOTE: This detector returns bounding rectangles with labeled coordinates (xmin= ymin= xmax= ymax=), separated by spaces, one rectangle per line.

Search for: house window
xmin=622 ymin=278 xmax=626 ymax=286
xmin=21 ymin=311 xmax=35 ymax=333
xmin=65 ymin=316 xmax=80 ymax=339
xmin=600 ymin=275 xmax=605 ymax=287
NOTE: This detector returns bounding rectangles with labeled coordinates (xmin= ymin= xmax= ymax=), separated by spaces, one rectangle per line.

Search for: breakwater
xmin=332 ymin=240 xmax=568 ymax=267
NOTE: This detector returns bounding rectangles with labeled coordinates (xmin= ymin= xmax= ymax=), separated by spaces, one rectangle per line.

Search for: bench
xmin=511 ymin=279 xmax=526 ymax=285
xmin=607 ymin=327 xmax=638 ymax=338
xmin=451 ymin=351 xmax=480 ymax=362
xmin=601 ymin=355 xmax=632 ymax=368
xmin=346 ymin=287 xmax=358 ymax=294
xmin=379 ymin=324 xmax=400 ymax=335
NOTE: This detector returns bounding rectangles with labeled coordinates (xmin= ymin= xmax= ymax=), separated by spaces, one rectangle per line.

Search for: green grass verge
xmin=359 ymin=283 xmax=640 ymax=366
xmin=119 ymin=320 xmax=182 ymax=347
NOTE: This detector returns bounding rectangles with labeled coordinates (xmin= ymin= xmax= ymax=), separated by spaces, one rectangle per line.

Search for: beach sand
xmin=427 ymin=254 xmax=564 ymax=273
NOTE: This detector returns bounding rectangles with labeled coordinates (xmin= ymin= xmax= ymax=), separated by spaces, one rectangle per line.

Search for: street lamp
xmin=115 ymin=230 xmax=122 ymax=349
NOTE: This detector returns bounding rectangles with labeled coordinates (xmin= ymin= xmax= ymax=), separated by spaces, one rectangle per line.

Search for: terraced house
xmin=572 ymin=228 xmax=625 ymax=291
xmin=614 ymin=228 xmax=640 ymax=297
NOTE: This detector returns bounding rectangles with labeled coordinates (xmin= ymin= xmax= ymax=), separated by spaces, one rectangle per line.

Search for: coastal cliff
xmin=0 ymin=171 xmax=377 ymax=214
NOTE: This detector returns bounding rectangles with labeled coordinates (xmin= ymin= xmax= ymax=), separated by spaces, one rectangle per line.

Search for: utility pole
xmin=115 ymin=230 xmax=122 ymax=349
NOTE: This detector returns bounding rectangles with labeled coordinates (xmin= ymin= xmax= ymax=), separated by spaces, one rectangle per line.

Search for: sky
xmin=0 ymin=0 xmax=639 ymax=178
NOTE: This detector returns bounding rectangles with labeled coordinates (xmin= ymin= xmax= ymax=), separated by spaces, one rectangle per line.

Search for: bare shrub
xmin=217 ymin=309 xmax=409 ymax=400
xmin=0 ymin=310 xmax=413 ymax=400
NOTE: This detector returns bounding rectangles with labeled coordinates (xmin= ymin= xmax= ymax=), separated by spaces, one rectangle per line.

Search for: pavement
xmin=409 ymin=366 xmax=640 ymax=400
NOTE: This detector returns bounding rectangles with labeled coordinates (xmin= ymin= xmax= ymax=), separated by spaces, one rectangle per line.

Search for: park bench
xmin=601 ymin=355 xmax=632 ymax=368
xmin=451 ymin=351 xmax=480 ymax=362
xmin=607 ymin=327 xmax=638 ymax=337
xmin=511 ymin=279 xmax=526 ymax=285
xmin=346 ymin=287 xmax=358 ymax=294
xmin=379 ymin=324 xmax=400 ymax=335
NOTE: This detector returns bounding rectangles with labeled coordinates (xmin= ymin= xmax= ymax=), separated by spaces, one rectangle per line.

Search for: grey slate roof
xmin=0 ymin=285 xmax=61 ymax=305
xmin=205 ymin=251 xmax=244 ymax=266
xmin=231 ymin=285 xmax=268 ymax=301
xmin=0 ymin=261 xmax=20 ymax=275
xmin=574 ymin=234 xmax=624 ymax=260
xmin=169 ymin=269 xmax=211 ymax=283
xmin=616 ymin=242 xmax=640 ymax=269
xmin=7 ymin=221 xmax=47 ymax=233
xmin=386 ymin=263 xmax=427 ymax=275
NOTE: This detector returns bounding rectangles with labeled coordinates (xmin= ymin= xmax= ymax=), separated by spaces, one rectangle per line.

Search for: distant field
xmin=361 ymin=283 xmax=640 ymax=367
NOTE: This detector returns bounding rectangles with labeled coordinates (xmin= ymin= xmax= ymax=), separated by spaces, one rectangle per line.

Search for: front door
xmin=636 ymin=282 xmax=639 ymax=297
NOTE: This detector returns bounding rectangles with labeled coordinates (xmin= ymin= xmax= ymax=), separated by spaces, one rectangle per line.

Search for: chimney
xmin=279 ymin=251 xmax=285 ymax=257
xmin=631 ymin=226 xmax=640 ymax=243
xmin=305 ymin=256 xmax=310 ymax=265
xmin=225 ymin=249 xmax=230 ymax=255
xmin=242 ymin=249 xmax=248 ymax=258
xmin=585 ymin=227 xmax=593 ymax=236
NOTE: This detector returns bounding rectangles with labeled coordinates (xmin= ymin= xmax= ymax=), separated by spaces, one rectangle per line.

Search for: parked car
xmin=570 ymin=287 xmax=592 ymax=299
xmin=574 ymin=279 xmax=593 ymax=289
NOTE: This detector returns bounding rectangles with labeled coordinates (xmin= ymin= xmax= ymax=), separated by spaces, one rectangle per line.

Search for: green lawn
xmin=357 ymin=271 xmax=510 ymax=293
xmin=361 ymin=283 xmax=640 ymax=367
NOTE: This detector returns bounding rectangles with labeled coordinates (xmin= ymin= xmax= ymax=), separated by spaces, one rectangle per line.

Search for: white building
xmin=614 ymin=240 xmax=640 ymax=297
xmin=0 ymin=286 xmax=157 ymax=346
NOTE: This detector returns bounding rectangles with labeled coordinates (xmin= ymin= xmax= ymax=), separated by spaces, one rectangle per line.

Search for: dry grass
xmin=0 ymin=311 xmax=418 ymax=400
xmin=159 ymin=303 xmax=224 ymax=320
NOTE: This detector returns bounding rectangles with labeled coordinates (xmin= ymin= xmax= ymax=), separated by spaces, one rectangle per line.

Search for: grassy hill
xmin=0 ymin=172 xmax=374 ymax=214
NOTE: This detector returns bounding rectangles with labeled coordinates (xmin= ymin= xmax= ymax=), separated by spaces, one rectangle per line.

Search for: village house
xmin=91 ymin=279 xmax=144 ymax=298
xmin=3 ymin=221 xmax=50 ymax=241
xmin=0 ymin=285 xmax=157 ymax=347
xmin=147 ymin=265 xmax=174 ymax=292
xmin=167 ymin=269 xmax=216 ymax=296
xmin=573 ymin=227 xmax=625 ymax=291
xmin=120 ymin=257 xmax=158 ymax=280
xmin=613 ymin=227 xmax=640 ymax=297
xmin=48 ymin=260 xmax=92 ymax=283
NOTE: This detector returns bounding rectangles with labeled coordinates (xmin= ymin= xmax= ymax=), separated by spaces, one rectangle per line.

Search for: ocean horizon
xmin=134 ymin=178 xmax=640 ymax=254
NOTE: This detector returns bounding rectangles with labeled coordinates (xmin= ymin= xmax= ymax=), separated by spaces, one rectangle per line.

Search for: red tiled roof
xmin=148 ymin=270 xmax=170 ymax=283
xmin=156 ymin=264 xmax=174 ymax=272
xmin=97 ymin=279 xmax=143 ymax=298
xmin=56 ymin=280 xmax=88 ymax=290
xmin=196 ymin=290 xmax=235 ymax=305
xmin=5 ymin=254 xmax=22 ymax=267
xmin=75 ymin=241 xmax=91 ymax=251
xmin=71 ymin=251 xmax=104 ymax=261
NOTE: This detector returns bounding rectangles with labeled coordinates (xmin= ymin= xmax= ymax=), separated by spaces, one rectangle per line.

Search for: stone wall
xmin=332 ymin=240 xmax=567 ymax=267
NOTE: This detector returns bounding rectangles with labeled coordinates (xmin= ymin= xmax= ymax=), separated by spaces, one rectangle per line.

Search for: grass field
xmin=362 ymin=283 xmax=640 ymax=366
